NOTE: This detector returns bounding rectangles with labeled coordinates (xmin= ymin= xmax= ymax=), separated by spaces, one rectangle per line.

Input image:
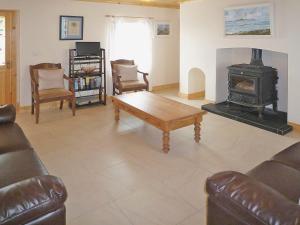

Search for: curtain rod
xmin=105 ymin=15 xmax=154 ymax=19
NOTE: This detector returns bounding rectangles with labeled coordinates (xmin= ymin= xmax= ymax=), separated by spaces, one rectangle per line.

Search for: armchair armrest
xmin=112 ymin=75 xmax=122 ymax=86
xmin=137 ymin=70 xmax=149 ymax=87
xmin=63 ymin=74 xmax=74 ymax=92
xmin=206 ymin=171 xmax=300 ymax=225
xmin=63 ymin=74 xmax=71 ymax=81
xmin=137 ymin=70 xmax=148 ymax=76
xmin=116 ymin=75 xmax=122 ymax=83
xmin=0 ymin=104 xmax=16 ymax=124
xmin=30 ymin=72 xmax=38 ymax=86
xmin=31 ymin=76 xmax=39 ymax=99
xmin=0 ymin=175 xmax=67 ymax=225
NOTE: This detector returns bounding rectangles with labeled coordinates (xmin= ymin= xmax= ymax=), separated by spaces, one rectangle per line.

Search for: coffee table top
xmin=112 ymin=91 xmax=205 ymax=122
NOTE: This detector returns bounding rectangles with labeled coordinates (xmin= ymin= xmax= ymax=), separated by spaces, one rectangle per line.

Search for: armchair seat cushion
xmin=39 ymin=88 xmax=73 ymax=100
xmin=119 ymin=80 xmax=148 ymax=90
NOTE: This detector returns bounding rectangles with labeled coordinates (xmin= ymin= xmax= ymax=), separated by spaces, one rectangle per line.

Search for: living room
xmin=1 ymin=0 xmax=300 ymax=225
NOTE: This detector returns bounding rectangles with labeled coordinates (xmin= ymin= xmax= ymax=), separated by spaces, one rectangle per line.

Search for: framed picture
xmin=60 ymin=16 xmax=84 ymax=40
xmin=156 ymin=22 xmax=171 ymax=36
xmin=224 ymin=3 xmax=273 ymax=36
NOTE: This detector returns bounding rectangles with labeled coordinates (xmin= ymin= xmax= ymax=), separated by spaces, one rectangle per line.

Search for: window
xmin=0 ymin=16 xmax=5 ymax=66
xmin=107 ymin=17 xmax=153 ymax=72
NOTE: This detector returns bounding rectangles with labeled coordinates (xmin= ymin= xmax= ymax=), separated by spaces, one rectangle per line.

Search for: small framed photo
xmin=156 ymin=22 xmax=171 ymax=36
xmin=60 ymin=16 xmax=84 ymax=40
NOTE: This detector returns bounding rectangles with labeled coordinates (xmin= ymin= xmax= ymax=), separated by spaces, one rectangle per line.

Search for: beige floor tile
xmin=120 ymin=209 xmax=161 ymax=225
xmin=69 ymin=203 xmax=132 ymax=225
xmin=97 ymin=160 xmax=166 ymax=192
xmin=15 ymin=88 xmax=300 ymax=225
xmin=178 ymin=210 xmax=206 ymax=225
xmin=172 ymin=168 xmax=212 ymax=210
xmin=115 ymin=187 xmax=198 ymax=225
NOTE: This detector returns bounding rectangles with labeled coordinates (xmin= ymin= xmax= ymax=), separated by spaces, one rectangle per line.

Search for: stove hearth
xmin=202 ymin=48 xmax=292 ymax=135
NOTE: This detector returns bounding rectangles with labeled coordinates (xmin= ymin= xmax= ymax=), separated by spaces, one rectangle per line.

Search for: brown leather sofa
xmin=206 ymin=142 xmax=300 ymax=225
xmin=0 ymin=105 xmax=67 ymax=225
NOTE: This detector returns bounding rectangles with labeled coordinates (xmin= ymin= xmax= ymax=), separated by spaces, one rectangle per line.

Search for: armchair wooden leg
xmin=31 ymin=98 xmax=34 ymax=115
xmin=35 ymin=103 xmax=40 ymax=124
xmin=60 ymin=100 xmax=64 ymax=110
xmin=72 ymin=97 xmax=76 ymax=116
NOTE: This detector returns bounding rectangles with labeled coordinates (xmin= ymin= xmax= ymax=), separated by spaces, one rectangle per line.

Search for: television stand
xmin=69 ymin=48 xmax=106 ymax=107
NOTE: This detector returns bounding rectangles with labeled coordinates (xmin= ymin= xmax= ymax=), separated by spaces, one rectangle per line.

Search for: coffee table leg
xmin=115 ymin=106 xmax=120 ymax=122
xmin=194 ymin=117 xmax=201 ymax=143
xmin=163 ymin=131 xmax=170 ymax=153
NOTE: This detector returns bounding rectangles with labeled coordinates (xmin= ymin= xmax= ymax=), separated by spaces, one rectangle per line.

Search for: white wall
xmin=180 ymin=0 xmax=300 ymax=123
xmin=0 ymin=0 xmax=180 ymax=106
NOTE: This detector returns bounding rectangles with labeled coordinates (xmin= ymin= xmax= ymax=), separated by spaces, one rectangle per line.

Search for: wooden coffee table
xmin=112 ymin=92 xmax=206 ymax=153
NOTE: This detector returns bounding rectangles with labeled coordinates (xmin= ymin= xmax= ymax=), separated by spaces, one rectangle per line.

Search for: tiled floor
xmin=17 ymin=89 xmax=300 ymax=225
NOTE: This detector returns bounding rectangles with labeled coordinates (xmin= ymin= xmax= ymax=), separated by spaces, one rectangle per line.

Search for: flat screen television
xmin=76 ymin=42 xmax=101 ymax=56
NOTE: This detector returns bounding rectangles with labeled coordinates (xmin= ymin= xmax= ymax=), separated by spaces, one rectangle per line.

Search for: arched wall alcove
xmin=187 ymin=67 xmax=206 ymax=98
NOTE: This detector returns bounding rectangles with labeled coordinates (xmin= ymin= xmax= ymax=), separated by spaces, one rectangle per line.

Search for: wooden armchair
xmin=111 ymin=59 xmax=149 ymax=95
xmin=29 ymin=63 xmax=75 ymax=124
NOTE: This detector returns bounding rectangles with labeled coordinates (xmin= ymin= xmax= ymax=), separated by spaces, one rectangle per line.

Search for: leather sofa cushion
xmin=0 ymin=175 xmax=67 ymax=225
xmin=23 ymin=206 xmax=66 ymax=225
xmin=206 ymin=171 xmax=300 ymax=225
xmin=0 ymin=105 xmax=16 ymax=124
xmin=0 ymin=150 xmax=48 ymax=188
xmin=0 ymin=123 xmax=32 ymax=154
xmin=272 ymin=142 xmax=300 ymax=170
xmin=247 ymin=160 xmax=300 ymax=204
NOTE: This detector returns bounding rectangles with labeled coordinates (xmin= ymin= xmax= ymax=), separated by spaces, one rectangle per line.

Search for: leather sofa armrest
xmin=0 ymin=105 xmax=16 ymax=124
xmin=0 ymin=175 xmax=67 ymax=225
xmin=206 ymin=171 xmax=300 ymax=225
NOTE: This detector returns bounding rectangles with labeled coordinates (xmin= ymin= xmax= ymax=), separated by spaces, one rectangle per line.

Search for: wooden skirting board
xmin=178 ymin=91 xmax=205 ymax=100
xmin=18 ymin=102 xmax=67 ymax=112
xmin=152 ymin=83 xmax=179 ymax=92
xmin=289 ymin=122 xmax=300 ymax=132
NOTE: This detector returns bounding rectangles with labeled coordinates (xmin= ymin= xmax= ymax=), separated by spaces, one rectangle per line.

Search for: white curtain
xmin=106 ymin=17 xmax=153 ymax=73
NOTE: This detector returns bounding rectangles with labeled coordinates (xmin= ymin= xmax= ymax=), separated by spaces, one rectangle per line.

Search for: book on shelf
xmin=75 ymin=89 xmax=99 ymax=98
xmin=74 ymin=76 xmax=102 ymax=91
xmin=74 ymin=79 xmax=79 ymax=91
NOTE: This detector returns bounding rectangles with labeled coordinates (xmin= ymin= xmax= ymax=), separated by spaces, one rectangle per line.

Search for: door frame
xmin=0 ymin=10 xmax=17 ymax=106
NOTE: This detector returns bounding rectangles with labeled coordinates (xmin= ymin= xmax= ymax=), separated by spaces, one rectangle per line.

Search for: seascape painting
xmin=225 ymin=4 xmax=272 ymax=36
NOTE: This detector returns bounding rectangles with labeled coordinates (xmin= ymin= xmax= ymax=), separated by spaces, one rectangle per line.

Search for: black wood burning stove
xmin=227 ymin=49 xmax=278 ymax=118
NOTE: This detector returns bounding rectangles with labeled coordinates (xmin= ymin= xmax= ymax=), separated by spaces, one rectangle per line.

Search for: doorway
xmin=0 ymin=11 xmax=16 ymax=106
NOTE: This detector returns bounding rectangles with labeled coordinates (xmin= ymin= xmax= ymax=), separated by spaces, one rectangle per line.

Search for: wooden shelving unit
xmin=69 ymin=48 xmax=106 ymax=106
